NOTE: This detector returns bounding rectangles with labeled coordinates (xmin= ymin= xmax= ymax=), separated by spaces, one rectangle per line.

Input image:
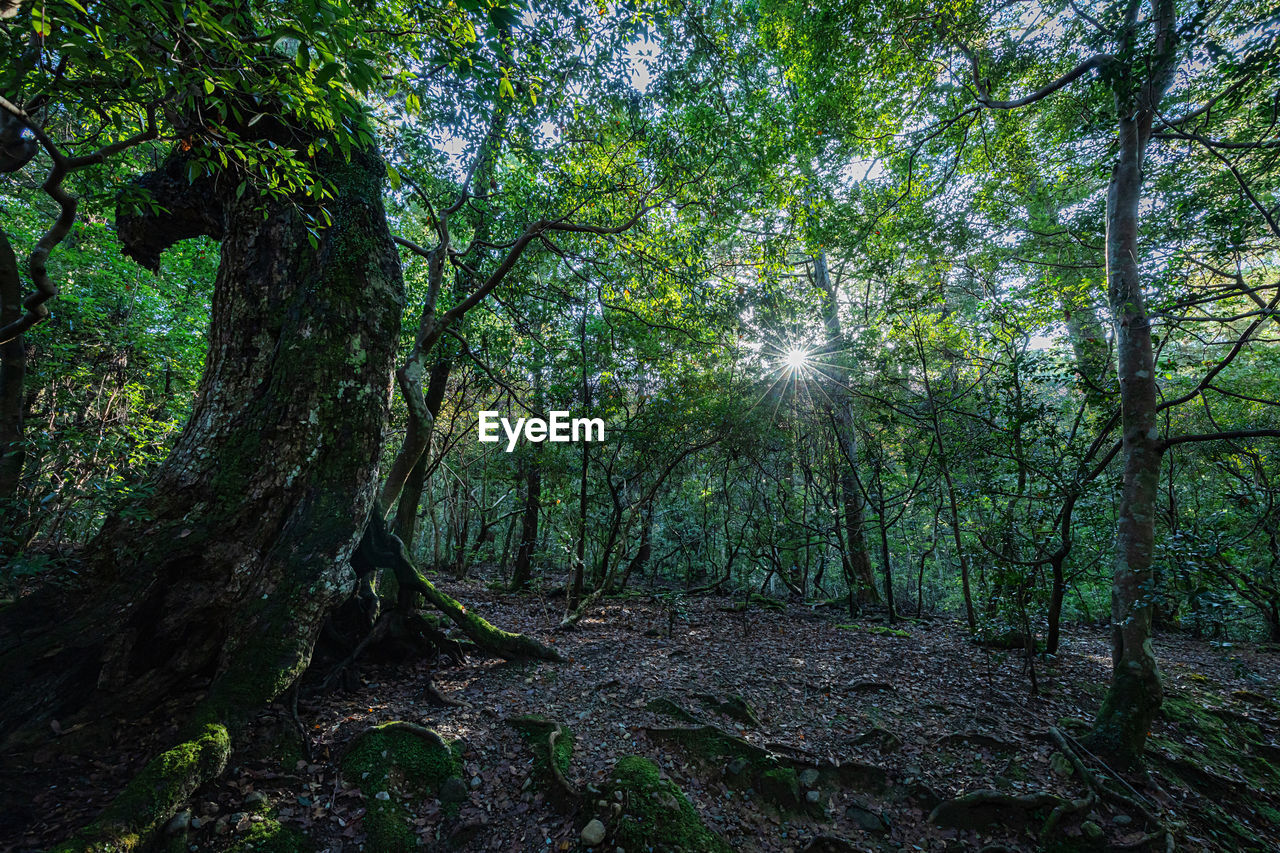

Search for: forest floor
xmin=8 ymin=573 xmax=1280 ymax=853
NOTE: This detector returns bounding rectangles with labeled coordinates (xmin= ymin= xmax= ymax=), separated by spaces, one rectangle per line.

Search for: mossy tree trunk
xmin=0 ymin=145 xmax=403 ymax=752
xmin=1085 ymin=1 xmax=1179 ymax=767
xmin=0 ymin=228 xmax=25 ymax=510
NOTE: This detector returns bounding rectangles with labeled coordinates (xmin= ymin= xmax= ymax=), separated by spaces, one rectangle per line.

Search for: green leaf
xmin=32 ymin=5 xmax=52 ymax=37
xmin=203 ymin=78 xmax=216 ymax=95
xmin=498 ymin=76 xmax=515 ymax=100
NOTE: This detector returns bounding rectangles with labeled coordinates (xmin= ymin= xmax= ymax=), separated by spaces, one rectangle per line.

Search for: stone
xmin=726 ymin=758 xmax=749 ymax=777
xmin=581 ymin=819 xmax=607 ymax=847
xmin=798 ymin=768 xmax=820 ymax=787
xmin=1081 ymin=821 xmax=1105 ymax=842
xmin=375 ymin=791 xmax=391 ymax=801
xmin=1049 ymin=752 xmax=1074 ymax=777
xmin=440 ymin=776 xmax=470 ymax=803
xmin=1113 ymin=814 xmax=1132 ymax=826
xmin=164 ymin=810 xmax=191 ymax=835
xmin=470 ymin=775 xmax=482 ymax=789
xmin=805 ymin=790 xmax=821 ymax=804
xmin=845 ymin=802 xmax=889 ymax=834
xmin=190 ymin=817 xmax=202 ymax=830
xmin=244 ymin=790 xmax=268 ymax=810
xmin=231 ymin=813 xmax=251 ymax=832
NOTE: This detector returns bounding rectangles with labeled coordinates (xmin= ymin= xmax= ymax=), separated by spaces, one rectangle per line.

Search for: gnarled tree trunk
xmin=0 ymin=146 xmax=403 ymax=761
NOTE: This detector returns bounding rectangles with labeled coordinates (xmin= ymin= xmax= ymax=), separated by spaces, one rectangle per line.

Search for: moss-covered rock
xmin=602 ymin=755 xmax=732 ymax=853
xmin=230 ymin=817 xmax=314 ymax=853
xmin=341 ymin=722 xmax=462 ymax=853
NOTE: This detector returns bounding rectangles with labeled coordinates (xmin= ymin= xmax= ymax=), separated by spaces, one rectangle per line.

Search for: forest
xmin=2 ymin=0 xmax=1280 ymax=851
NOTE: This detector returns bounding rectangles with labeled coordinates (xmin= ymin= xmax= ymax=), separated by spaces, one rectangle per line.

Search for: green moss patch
xmin=837 ymin=623 xmax=911 ymax=638
xmin=230 ymin=818 xmax=314 ymax=853
xmin=506 ymin=715 xmax=577 ymax=805
xmin=341 ymin=722 xmax=462 ymax=853
xmin=1146 ymin=689 xmax=1280 ymax=844
xmin=602 ymin=755 xmax=733 ymax=853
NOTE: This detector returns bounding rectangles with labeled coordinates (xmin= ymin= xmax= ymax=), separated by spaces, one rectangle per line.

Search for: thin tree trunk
xmin=815 ymin=253 xmax=879 ymax=603
xmin=394 ymin=356 xmax=452 ymax=550
xmin=1086 ymin=2 xmax=1178 ymax=765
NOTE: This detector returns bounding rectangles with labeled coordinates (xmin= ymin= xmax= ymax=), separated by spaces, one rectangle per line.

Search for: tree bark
xmin=1086 ymin=2 xmax=1179 ymax=766
xmin=0 ymin=146 xmax=404 ymax=754
xmin=394 ymin=354 xmax=452 ymax=550
xmin=815 ymin=253 xmax=879 ymax=604
xmin=0 ymin=228 xmax=25 ymax=508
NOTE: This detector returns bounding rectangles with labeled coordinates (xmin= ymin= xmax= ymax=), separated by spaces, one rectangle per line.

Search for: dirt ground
xmin=7 ymin=577 xmax=1280 ymax=853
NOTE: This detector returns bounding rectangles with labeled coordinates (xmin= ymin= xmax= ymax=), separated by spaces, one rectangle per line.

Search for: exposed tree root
xmin=366 ymin=513 xmax=560 ymax=661
xmin=927 ymin=789 xmax=1063 ymax=830
xmin=52 ymin=723 xmax=231 ymax=853
xmin=505 ymin=716 xmax=579 ymax=808
xmin=558 ymin=587 xmax=605 ymax=631
xmin=1052 ymin=726 xmax=1174 ymax=852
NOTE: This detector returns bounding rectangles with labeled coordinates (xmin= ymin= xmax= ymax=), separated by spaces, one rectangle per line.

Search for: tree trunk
xmin=0 ymin=147 xmax=404 ymax=757
xmin=1086 ymin=10 xmax=1178 ymax=762
xmin=394 ymin=355 xmax=452 ymax=550
xmin=0 ymin=228 xmax=25 ymax=509
xmin=815 ymin=253 xmax=879 ymax=604
xmin=509 ymin=458 xmax=541 ymax=591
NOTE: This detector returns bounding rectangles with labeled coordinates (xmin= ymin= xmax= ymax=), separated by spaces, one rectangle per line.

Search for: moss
xmin=645 ymin=697 xmax=704 ymax=724
xmin=604 ymin=756 xmax=733 ymax=853
xmin=757 ymin=767 xmax=800 ymax=807
xmin=408 ymin=564 xmax=563 ymax=661
xmin=54 ymin=723 xmax=231 ymax=853
xmin=837 ymin=623 xmax=911 ymax=638
xmin=231 ymin=818 xmax=314 ymax=853
xmin=341 ymin=722 xmax=461 ymax=853
xmin=1146 ymin=689 xmax=1280 ymax=846
xmin=507 ymin=715 xmax=574 ymax=781
xmin=747 ymin=593 xmax=785 ymax=611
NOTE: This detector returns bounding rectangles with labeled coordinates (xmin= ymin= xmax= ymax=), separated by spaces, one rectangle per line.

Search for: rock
xmin=164 ymin=810 xmax=191 ymax=835
xmin=581 ymin=819 xmax=607 ymax=846
xmin=213 ymin=818 xmax=230 ymax=836
xmin=440 ymin=776 xmax=470 ymax=803
xmin=1081 ymin=821 xmax=1105 ymax=842
xmin=190 ymin=817 xmax=202 ymax=830
xmin=1113 ymin=814 xmax=1132 ymax=826
xmin=1049 ymin=751 xmax=1074 ymax=777
xmin=375 ymin=790 xmax=391 ymax=801
xmin=798 ymin=768 xmax=820 ymax=787
xmin=805 ymin=790 xmax=822 ymax=804
xmin=231 ymin=812 xmax=251 ymax=832
xmin=199 ymin=801 xmax=220 ymax=816
xmin=244 ymin=790 xmax=268 ymax=810
xmin=844 ymin=802 xmax=889 ymax=834
xmin=725 ymin=758 xmax=749 ymax=778
xmin=470 ymin=775 xmax=482 ymax=789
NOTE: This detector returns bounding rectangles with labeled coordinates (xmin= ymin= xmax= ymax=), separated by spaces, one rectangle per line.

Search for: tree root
xmin=391 ymin=549 xmax=562 ymax=662
xmin=505 ymin=716 xmax=578 ymax=808
xmin=927 ymin=789 xmax=1063 ymax=830
xmin=558 ymin=587 xmax=605 ymax=631
xmin=1051 ymin=726 xmax=1174 ymax=852
xmin=52 ymin=723 xmax=231 ymax=853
